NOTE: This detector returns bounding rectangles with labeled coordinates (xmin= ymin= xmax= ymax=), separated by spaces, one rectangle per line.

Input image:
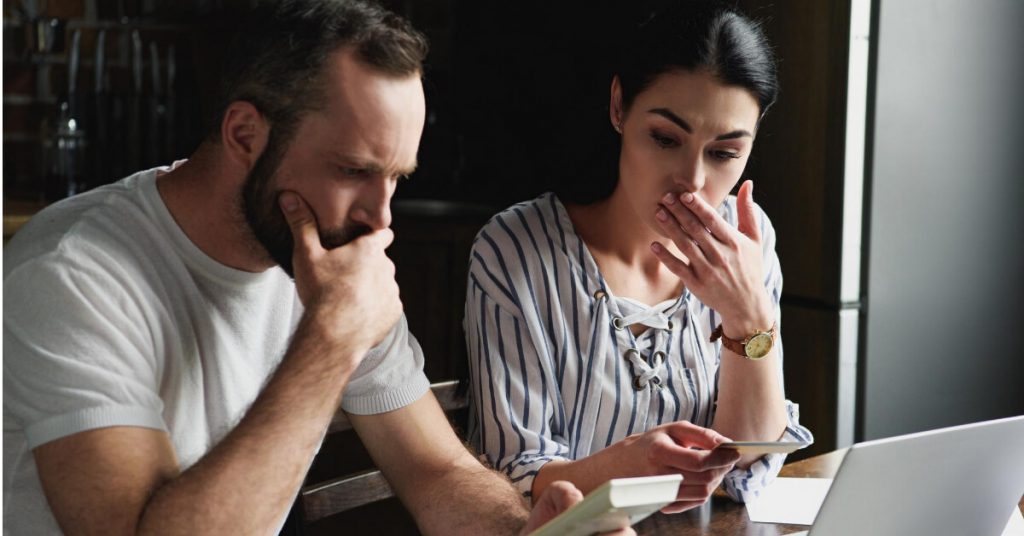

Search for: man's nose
xmin=349 ymin=177 xmax=394 ymax=230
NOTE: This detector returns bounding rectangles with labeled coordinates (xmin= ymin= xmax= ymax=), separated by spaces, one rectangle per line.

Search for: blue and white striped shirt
xmin=465 ymin=192 xmax=813 ymax=502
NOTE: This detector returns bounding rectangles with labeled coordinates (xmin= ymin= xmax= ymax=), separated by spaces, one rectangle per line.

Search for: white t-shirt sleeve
xmin=340 ymin=314 xmax=430 ymax=415
xmin=3 ymin=252 xmax=167 ymax=450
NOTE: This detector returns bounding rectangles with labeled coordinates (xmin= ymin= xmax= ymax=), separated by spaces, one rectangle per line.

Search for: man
xmin=3 ymin=2 xmax=627 ymax=534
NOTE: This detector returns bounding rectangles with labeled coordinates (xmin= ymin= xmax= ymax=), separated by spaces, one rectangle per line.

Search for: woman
xmin=465 ymin=1 xmax=812 ymax=512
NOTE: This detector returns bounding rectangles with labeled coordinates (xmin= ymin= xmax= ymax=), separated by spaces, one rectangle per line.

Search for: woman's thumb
xmin=736 ymin=180 xmax=761 ymax=242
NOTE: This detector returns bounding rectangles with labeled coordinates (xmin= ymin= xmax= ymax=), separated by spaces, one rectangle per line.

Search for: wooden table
xmin=633 ymin=449 xmax=1024 ymax=534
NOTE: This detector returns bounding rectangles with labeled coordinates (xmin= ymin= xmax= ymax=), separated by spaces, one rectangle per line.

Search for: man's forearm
xmin=411 ymin=454 xmax=530 ymax=536
xmin=137 ymin=310 xmax=367 ymax=535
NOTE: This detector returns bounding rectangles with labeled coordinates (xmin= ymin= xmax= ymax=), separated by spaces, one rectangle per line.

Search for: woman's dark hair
xmin=201 ymin=0 xmax=428 ymax=144
xmin=556 ymin=0 xmax=776 ymax=204
xmin=617 ymin=0 xmax=777 ymax=116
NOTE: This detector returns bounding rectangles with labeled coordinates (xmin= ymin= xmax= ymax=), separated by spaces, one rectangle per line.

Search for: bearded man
xmin=2 ymin=2 xmax=618 ymax=534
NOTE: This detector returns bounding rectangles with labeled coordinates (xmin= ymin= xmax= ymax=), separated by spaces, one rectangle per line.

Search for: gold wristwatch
xmin=710 ymin=322 xmax=776 ymax=360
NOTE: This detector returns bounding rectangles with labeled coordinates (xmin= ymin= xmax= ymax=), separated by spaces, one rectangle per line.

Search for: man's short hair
xmin=205 ymin=0 xmax=428 ymax=142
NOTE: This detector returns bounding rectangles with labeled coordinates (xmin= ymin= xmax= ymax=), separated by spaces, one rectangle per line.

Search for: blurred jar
xmin=40 ymin=103 xmax=88 ymax=202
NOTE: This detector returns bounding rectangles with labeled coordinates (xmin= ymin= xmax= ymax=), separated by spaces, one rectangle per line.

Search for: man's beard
xmin=241 ymin=132 xmax=372 ymax=278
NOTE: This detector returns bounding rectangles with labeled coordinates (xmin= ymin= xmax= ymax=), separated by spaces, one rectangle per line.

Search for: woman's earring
xmin=614 ymin=122 xmax=623 ymax=134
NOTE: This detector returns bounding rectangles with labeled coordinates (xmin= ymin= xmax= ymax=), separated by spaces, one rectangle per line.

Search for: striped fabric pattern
xmin=465 ymin=192 xmax=813 ymax=502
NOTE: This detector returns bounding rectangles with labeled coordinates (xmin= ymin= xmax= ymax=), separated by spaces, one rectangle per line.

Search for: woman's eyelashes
xmin=650 ymin=131 xmax=679 ymax=149
xmin=648 ymin=131 xmax=743 ymax=161
xmin=709 ymin=149 xmax=742 ymax=161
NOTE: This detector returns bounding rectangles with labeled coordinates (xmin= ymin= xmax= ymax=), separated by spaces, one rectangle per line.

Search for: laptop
xmin=801 ymin=415 xmax=1024 ymax=536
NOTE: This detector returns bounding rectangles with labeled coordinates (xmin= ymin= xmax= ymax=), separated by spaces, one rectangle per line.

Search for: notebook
xmin=528 ymin=474 xmax=682 ymax=536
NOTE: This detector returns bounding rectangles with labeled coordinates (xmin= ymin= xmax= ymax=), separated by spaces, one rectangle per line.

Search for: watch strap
xmin=710 ymin=324 xmax=744 ymax=355
xmin=710 ymin=322 xmax=776 ymax=359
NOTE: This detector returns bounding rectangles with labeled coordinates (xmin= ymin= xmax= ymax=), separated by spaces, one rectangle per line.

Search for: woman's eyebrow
xmin=714 ymin=130 xmax=752 ymax=141
xmin=648 ymin=107 xmax=693 ymax=133
xmin=647 ymin=107 xmax=752 ymax=141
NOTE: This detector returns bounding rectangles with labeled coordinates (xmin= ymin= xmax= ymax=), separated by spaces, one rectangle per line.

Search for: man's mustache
xmin=320 ymin=224 xmax=373 ymax=250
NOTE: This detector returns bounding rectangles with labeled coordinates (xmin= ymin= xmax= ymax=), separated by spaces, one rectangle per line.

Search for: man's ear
xmin=220 ymin=101 xmax=270 ymax=170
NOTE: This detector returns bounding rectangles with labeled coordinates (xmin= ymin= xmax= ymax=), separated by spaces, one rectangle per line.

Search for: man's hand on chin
xmin=520 ymin=480 xmax=637 ymax=536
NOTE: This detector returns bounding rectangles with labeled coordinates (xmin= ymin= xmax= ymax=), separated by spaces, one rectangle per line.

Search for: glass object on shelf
xmin=41 ymin=102 xmax=88 ymax=201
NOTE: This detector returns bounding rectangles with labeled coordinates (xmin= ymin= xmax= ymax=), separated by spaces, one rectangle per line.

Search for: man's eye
xmin=341 ymin=167 xmax=367 ymax=177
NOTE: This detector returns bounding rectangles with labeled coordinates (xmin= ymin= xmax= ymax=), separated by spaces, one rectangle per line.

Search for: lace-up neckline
xmin=594 ymin=289 xmax=686 ymax=390
xmin=614 ymin=296 xmax=678 ymax=332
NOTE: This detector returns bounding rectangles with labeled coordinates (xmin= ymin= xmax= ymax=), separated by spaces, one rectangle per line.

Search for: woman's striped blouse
xmin=465 ymin=192 xmax=813 ymax=503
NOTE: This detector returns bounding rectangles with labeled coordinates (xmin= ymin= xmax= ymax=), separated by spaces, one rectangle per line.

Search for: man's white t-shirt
xmin=2 ymin=165 xmax=430 ymax=534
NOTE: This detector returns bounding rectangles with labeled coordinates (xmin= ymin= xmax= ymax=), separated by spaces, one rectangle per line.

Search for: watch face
xmin=744 ymin=332 xmax=773 ymax=359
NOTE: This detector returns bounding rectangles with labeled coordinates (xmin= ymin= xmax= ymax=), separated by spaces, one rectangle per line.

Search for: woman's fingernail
xmin=651 ymin=242 xmax=663 ymax=253
xmin=682 ymin=192 xmax=695 ymax=204
xmin=663 ymin=193 xmax=676 ymax=205
xmin=656 ymin=208 xmax=668 ymax=221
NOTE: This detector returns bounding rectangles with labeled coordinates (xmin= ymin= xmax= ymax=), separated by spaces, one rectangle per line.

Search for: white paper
xmin=1004 ymin=507 xmax=1024 ymax=536
xmin=744 ymin=477 xmax=833 ymax=525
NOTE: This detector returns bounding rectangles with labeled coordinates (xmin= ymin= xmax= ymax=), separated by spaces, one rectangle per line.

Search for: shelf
xmin=66 ymin=19 xmax=190 ymax=32
xmin=2 ymin=133 xmax=42 ymax=143
xmin=2 ymin=17 xmax=190 ymax=33
xmin=4 ymin=51 xmax=141 ymax=70
xmin=3 ymin=95 xmax=57 ymax=106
